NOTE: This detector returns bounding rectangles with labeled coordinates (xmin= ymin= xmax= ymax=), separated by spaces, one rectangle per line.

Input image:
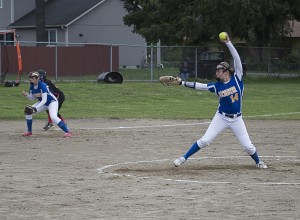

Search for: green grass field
xmin=1 ymin=77 xmax=299 ymax=120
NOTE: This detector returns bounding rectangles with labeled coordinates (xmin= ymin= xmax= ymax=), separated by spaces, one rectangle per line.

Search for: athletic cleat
xmin=22 ymin=131 xmax=32 ymax=137
xmin=256 ymin=160 xmax=267 ymax=169
xmin=43 ymin=122 xmax=54 ymax=130
xmin=64 ymin=132 xmax=72 ymax=138
xmin=174 ymin=156 xmax=186 ymax=167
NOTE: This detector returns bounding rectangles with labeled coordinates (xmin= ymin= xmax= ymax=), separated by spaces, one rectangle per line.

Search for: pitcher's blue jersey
xmin=182 ymin=41 xmax=244 ymax=115
xmin=207 ymin=75 xmax=244 ymax=114
xmin=207 ymin=41 xmax=244 ymax=114
xmin=29 ymin=81 xmax=57 ymax=106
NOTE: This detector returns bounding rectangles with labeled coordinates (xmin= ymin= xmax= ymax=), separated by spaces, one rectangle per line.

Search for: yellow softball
xmin=219 ymin=32 xmax=228 ymax=40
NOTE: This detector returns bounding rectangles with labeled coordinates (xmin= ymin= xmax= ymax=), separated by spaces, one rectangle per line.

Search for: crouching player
xmin=21 ymin=71 xmax=72 ymax=138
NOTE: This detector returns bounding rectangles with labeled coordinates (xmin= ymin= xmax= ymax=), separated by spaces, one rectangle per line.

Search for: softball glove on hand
xmin=24 ymin=105 xmax=37 ymax=115
xmin=159 ymin=76 xmax=182 ymax=86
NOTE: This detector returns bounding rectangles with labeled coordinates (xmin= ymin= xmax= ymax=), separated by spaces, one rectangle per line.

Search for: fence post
xmin=0 ymin=44 xmax=2 ymax=76
xmin=110 ymin=44 xmax=113 ymax=72
xmin=157 ymin=40 xmax=161 ymax=67
xmin=55 ymin=44 xmax=58 ymax=81
xmin=150 ymin=44 xmax=153 ymax=82
xmin=195 ymin=47 xmax=198 ymax=78
xmin=298 ymin=48 xmax=300 ymax=78
xmin=267 ymin=47 xmax=271 ymax=77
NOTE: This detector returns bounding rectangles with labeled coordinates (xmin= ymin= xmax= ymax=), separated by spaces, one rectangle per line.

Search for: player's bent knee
xmin=197 ymin=139 xmax=209 ymax=148
xmin=51 ymin=117 xmax=61 ymax=125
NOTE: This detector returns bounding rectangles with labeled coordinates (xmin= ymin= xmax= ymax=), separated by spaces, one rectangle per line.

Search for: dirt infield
xmin=0 ymin=119 xmax=299 ymax=219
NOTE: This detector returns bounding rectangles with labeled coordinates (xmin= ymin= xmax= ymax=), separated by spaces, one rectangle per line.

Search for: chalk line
xmin=77 ymin=111 xmax=300 ymax=130
xmin=97 ymin=156 xmax=300 ymax=186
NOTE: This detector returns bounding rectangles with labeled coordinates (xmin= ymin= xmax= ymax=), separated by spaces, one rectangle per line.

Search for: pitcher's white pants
xmin=196 ymin=112 xmax=257 ymax=155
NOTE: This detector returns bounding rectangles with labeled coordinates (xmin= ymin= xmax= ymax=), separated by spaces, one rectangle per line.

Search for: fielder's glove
xmin=159 ymin=76 xmax=182 ymax=86
xmin=24 ymin=105 xmax=37 ymax=115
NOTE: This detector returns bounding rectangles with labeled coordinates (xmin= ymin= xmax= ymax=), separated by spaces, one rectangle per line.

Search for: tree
xmin=288 ymin=0 xmax=300 ymax=20
xmin=35 ymin=0 xmax=47 ymax=44
xmin=121 ymin=0 xmax=300 ymax=46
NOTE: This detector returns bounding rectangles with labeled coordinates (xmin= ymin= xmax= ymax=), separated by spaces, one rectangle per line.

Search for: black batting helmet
xmin=37 ymin=69 xmax=47 ymax=81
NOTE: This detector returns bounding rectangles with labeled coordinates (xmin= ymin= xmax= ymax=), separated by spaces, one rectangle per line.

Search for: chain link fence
xmin=147 ymin=45 xmax=300 ymax=80
xmin=1 ymin=41 xmax=300 ymax=83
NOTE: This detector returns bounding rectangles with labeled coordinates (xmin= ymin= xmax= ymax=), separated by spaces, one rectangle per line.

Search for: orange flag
xmin=16 ymin=41 xmax=22 ymax=80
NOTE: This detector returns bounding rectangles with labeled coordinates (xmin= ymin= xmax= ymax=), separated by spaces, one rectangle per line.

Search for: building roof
xmin=9 ymin=0 xmax=106 ymax=28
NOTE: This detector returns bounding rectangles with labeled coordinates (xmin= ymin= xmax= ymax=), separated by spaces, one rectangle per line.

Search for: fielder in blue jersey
xmin=21 ymin=71 xmax=72 ymax=138
xmin=174 ymin=34 xmax=267 ymax=168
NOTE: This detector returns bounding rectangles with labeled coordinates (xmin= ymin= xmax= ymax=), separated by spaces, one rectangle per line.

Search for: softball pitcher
xmin=21 ymin=71 xmax=72 ymax=138
xmin=172 ymin=34 xmax=267 ymax=168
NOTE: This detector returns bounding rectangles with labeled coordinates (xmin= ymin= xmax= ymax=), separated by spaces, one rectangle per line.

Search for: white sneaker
xmin=256 ymin=160 xmax=267 ymax=169
xmin=174 ymin=157 xmax=186 ymax=167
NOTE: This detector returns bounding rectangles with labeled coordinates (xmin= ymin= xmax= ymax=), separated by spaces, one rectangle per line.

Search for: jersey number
xmin=230 ymin=93 xmax=239 ymax=103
